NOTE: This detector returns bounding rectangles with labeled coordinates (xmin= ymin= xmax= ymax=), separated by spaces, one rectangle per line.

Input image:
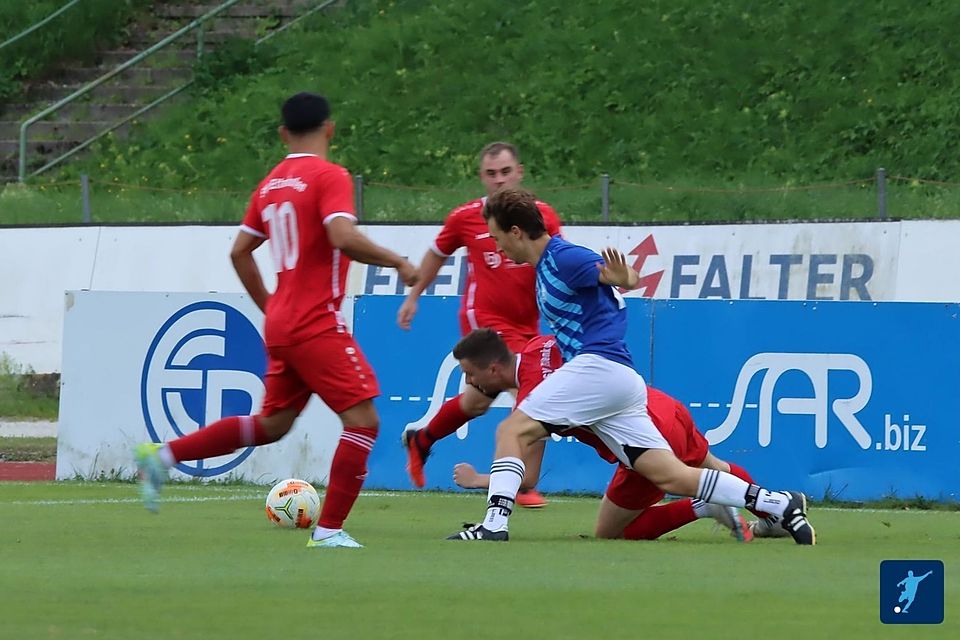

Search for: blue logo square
xmin=880 ymin=560 xmax=944 ymax=624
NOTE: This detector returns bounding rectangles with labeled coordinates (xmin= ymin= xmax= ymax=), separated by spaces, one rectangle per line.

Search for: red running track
xmin=0 ymin=462 xmax=56 ymax=481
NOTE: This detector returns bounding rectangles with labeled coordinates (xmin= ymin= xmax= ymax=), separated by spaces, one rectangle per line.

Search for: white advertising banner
xmin=57 ymin=290 xmax=345 ymax=482
xmin=0 ymin=219 xmax=957 ymax=373
xmin=358 ymin=222 xmax=901 ymax=302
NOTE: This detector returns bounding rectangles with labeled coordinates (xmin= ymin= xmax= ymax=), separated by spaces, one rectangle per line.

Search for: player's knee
xmin=339 ymin=400 xmax=380 ymax=429
xmin=258 ymin=413 xmax=296 ymax=440
xmin=460 ymin=389 xmax=494 ymax=417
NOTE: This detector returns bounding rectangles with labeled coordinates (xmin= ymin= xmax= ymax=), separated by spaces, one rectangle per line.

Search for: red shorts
xmin=604 ymin=402 xmax=709 ymax=510
xmin=458 ymin=316 xmax=533 ymax=352
xmin=261 ymin=330 xmax=380 ymax=416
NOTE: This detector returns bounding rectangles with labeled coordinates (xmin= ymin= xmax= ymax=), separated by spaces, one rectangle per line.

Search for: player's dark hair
xmin=479 ymin=141 xmax=519 ymax=164
xmin=281 ymin=92 xmax=331 ymax=134
xmin=482 ymin=187 xmax=547 ymax=240
xmin=452 ymin=329 xmax=512 ymax=368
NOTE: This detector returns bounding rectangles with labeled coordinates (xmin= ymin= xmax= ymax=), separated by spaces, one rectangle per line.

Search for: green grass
xmin=0 ymin=436 xmax=56 ymax=461
xmin=6 ymin=177 xmax=960 ymax=225
xmin=0 ymin=482 xmax=956 ymax=639
xmin=0 ymin=358 xmax=59 ymax=419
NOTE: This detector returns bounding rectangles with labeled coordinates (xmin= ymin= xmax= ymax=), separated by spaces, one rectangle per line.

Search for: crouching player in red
xmin=448 ymin=329 xmax=780 ymax=542
xmin=134 ymin=92 xmax=419 ymax=549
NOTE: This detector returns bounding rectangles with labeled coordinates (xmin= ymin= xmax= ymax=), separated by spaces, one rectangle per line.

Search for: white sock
xmin=311 ymin=526 xmax=341 ymax=541
xmin=753 ymin=489 xmax=791 ymax=517
xmin=690 ymin=498 xmax=710 ymax=518
xmin=695 ymin=469 xmax=749 ymax=507
xmin=158 ymin=444 xmax=175 ymax=468
xmin=484 ymin=457 xmax=524 ymax=532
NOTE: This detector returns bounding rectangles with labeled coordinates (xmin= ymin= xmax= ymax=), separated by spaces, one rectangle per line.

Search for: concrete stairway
xmin=0 ymin=0 xmax=319 ymax=183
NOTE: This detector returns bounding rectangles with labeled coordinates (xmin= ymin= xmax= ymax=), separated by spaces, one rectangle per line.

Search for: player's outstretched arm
xmin=397 ymin=250 xmax=446 ymax=329
xmin=230 ymin=230 xmax=270 ymax=313
xmin=597 ymin=247 xmax=640 ymax=289
xmin=326 ymin=217 xmax=419 ymax=286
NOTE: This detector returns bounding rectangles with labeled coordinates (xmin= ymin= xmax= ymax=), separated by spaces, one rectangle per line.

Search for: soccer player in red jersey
xmin=446 ymin=329 xmax=784 ymax=542
xmin=135 ymin=92 xmax=419 ymax=549
xmin=396 ymin=142 xmax=561 ymax=506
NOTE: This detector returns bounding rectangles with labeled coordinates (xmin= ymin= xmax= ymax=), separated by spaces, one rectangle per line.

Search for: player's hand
xmin=453 ymin=463 xmax=482 ymax=489
xmin=397 ymin=297 xmax=418 ymax=330
xmin=397 ymin=260 xmax=420 ymax=288
xmin=597 ymin=247 xmax=639 ymax=289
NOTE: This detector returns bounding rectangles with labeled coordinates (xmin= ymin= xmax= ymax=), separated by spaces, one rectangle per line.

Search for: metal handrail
xmin=255 ymin=0 xmax=339 ymax=46
xmin=18 ymin=0 xmax=342 ymax=182
xmin=0 ymin=0 xmax=83 ymax=53
xmin=18 ymin=0 xmax=244 ymax=182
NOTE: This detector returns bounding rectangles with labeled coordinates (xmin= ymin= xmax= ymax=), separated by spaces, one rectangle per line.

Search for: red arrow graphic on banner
xmin=619 ymin=234 xmax=664 ymax=297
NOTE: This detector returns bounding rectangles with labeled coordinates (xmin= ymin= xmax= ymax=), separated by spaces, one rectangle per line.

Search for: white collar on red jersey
xmin=285 ymin=153 xmax=319 ymax=158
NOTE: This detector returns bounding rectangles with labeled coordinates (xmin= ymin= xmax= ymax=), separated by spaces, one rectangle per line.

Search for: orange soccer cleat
xmin=401 ymin=429 xmax=430 ymax=488
xmin=516 ymin=488 xmax=548 ymax=508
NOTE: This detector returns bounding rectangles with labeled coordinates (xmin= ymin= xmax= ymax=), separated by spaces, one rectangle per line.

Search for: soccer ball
xmin=265 ymin=478 xmax=321 ymax=529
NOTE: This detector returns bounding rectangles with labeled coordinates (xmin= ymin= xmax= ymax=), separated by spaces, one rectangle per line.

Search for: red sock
xmin=168 ymin=415 xmax=276 ymax=462
xmin=318 ymin=427 xmax=378 ymax=529
xmin=622 ymin=499 xmax=697 ymax=540
xmin=416 ymin=395 xmax=471 ymax=451
xmin=726 ymin=462 xmax=769 ymax=518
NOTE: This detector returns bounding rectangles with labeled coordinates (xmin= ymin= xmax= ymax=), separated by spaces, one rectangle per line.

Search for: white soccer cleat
xmin=306 ymin=530 xmax=364 ymax=549
xmin=749 ymin=515 xmax=792 ymax=539
xmin=706 ymin=504 xmax=754 ymax=543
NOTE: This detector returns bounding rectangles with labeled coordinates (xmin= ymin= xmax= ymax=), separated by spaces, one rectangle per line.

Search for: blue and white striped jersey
xmin=535 ymin=236 xmax=632 ymax=367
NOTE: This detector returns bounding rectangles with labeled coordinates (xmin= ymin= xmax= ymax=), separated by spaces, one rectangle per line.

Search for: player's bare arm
xmin=597 ymin=247 xmax=640 ymax=289
xmin=326 ymin=217 xmax=419 ymax=286
xmin=230 ymin=230 xmax=270 ymax=313
xmin=453 ymin=438 xmax=546 ymax=490
xmin=397 ymin=250 xmax=446 ymax=329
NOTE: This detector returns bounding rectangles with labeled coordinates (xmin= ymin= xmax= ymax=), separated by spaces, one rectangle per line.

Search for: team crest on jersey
xmin=484 ymin=251 xmax=502 ymax=268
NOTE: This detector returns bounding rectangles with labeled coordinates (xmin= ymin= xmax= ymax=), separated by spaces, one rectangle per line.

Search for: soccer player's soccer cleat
xmin=400 ymin=428 xmax=430 ymax=488
xmin=134 ymin=443 xmax=167 ymax=513
xmin=780 ymin=492 xmax=816 ymax=545
xmin=446 ymin=522 xmax=509 ymax=541
xmin=306 ymin=530 xmax=364 ymax=548
xmin=516 ymin=488 xmax=548 ymax=509
xmin=749 ymin=515 xmax=791 ymax=538
xmin=706 ymin=504 xmax=754 ymax=543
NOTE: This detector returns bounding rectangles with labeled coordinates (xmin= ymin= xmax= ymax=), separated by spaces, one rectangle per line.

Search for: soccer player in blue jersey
xmin=447 ymin=187 xmax=816 ymax=545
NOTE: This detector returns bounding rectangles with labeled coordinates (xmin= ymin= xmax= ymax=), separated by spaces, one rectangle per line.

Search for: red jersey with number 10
xmin=241 ymin=153 xmax=355 ymax=347
xmin=433 ymin=197 xmax=562 ymax=339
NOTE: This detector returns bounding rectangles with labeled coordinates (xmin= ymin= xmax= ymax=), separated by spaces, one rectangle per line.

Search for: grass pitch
xmin=0 ymin=482 xmax=956 ymax=640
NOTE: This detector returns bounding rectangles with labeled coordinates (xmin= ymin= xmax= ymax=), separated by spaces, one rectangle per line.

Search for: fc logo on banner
xmin=140 ymin=301 xmax=265 ymax=477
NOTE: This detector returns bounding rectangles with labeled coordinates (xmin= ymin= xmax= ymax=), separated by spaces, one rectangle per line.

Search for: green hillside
xmin=0 ymin=1 xmax=147 ymax=108
xmin=28 ymin=0 xmax=960 ymax=222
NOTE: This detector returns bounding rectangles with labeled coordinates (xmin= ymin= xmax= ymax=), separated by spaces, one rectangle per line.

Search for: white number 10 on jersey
xmin=262 ymin=201 xmax=300 ymax=271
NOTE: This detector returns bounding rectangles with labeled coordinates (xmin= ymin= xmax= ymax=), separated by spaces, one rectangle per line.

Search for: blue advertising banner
xmin=650 ymin=300 xmax=960 ymax=501
xmin=355 ymin=295 xmax=959 ymax=501
xmin=356 ymin=295 xmax=652 ymax=493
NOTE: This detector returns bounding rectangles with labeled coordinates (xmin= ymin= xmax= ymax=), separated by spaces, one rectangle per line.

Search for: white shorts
xmin=517 ymin=354 xmax=670 ymax=467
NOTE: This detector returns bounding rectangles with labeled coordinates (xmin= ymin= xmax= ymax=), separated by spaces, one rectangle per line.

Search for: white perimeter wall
xmin=1 ymin=220 xmax=956 ymax=372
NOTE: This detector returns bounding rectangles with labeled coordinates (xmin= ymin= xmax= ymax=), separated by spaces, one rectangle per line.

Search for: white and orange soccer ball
xmin=265 ymin=478 xmax=321 ymax=529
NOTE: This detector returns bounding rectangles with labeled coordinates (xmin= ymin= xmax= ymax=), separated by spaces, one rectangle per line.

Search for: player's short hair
xmin=479 ymin=141 xmax=519 ymax=164
xmin=281 ymin=92 xmax=331 ymax=134
xmin=482 ymin=187 xmax=547 ymax=239
xmin=452 ymin=329 xmax=512 ymax=368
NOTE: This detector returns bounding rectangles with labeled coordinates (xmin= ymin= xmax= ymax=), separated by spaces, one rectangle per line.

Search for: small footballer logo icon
xmin=140 ymin=301 xmax=265 ymax=477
